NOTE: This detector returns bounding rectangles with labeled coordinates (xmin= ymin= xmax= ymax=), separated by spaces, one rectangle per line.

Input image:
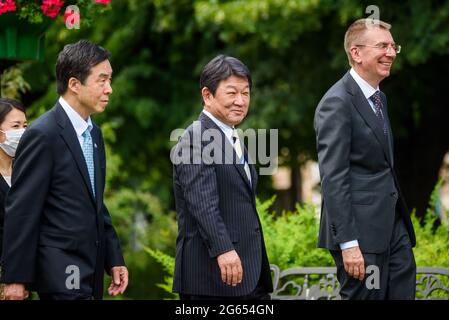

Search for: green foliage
xmin=258 ymin=196 xmax=334 ymax=269
xmin=145 ymin=247 xmax=177 ymax=299
xmin=14 ymin=0 xmax=449 ymax=214
xmin=12 ymin=0 xmax=112 ymax=26
xmin=0 ymin=66 xmax=30 ymax=99
xmin=103 ymin=187 xmax=177 ymax=299
xmin=412 ymin=179 xmax=449 ymax=269
xmin=92 ymin=117 xmax=179 ymax=299
xmin=6 ymin=0 xmax=449 ymax=299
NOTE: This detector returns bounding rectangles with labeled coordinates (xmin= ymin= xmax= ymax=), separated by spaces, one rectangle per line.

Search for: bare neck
xmin=0 ymin=150 xmax=12 ymax=176
xmin=353 ymin=66 xmax=381 ymax=89
xmin=61 ymin=94 xmax=90 ymax=120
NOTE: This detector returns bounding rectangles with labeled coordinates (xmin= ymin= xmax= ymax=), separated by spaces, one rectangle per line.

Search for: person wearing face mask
xmin=0 ymin=98 xmax=27 ymax=300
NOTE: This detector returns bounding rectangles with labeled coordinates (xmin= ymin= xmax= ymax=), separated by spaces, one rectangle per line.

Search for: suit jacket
xmin=314 ymin=71 xmax=416 ymax=253
xmin=172 ymin=112 xmax=273 ymax=296
xmin=0 ymin=102 xmax=125 ymax=299
xmin=0 ymin=176 xmax=9 ymax=259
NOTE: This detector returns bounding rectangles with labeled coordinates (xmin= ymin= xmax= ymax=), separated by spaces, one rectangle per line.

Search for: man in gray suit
xmin=314 ymin=19 xmax=416 ymax=299
xmin=171 ymin=55 xmax=273 ymax=299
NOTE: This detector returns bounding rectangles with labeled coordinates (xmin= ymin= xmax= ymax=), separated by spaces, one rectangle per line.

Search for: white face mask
xmin=0 ymin=128 xmax=26 ymax=157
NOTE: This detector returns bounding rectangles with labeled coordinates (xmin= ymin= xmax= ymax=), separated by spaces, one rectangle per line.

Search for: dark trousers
xmin=38 ymin=292 xmax=94 ymax=300
xmin=331 ymin=216 xmax=416 ymax=300
xmin=180 ymin=279 xmax=271 ymax=300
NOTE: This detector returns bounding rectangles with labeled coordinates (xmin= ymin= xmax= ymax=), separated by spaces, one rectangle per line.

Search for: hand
xmin=1 ymin=283 xmax=29 ymax=300
xmin=108 ymin=266 xmax=129 ymax=296
xmin=342 ymin=246 xmax=365 ymax=281
xmin=217 ymin=250 xmax=243 ymax=286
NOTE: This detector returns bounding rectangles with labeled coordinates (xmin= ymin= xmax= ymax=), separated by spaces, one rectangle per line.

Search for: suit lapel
xmin=55 ymin=104 xmax=96 ymax=205
xmin=91 ymin=127 xmax=103 ymax=211
xmin=344 ymin=73 xmax=393 ymax=165
xmin=199 ymin=112 xmax=253 ymax=191
xmin=244 ymin=147 xmax=257 ymax=193
xmin=0 ymin=176 xmax=9 ymax=196
xmin=249 ymin=163 xmax=257 ymax=194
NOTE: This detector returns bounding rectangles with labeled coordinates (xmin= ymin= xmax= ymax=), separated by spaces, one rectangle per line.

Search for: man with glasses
xmin=314 ymin=19 xmax=416 ymax=299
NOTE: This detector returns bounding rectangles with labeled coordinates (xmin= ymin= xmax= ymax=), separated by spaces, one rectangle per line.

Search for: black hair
xmin=55 ymin=39 xmax=111 ymax=95
xmin=200 ymin=55 xmax=252 ymax=104
xmin=0 ymin=98 xmax=26 ymax=125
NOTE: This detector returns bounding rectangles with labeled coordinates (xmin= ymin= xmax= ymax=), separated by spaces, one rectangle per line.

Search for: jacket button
xmin=390 ymin=192 xmax=397 ymax=197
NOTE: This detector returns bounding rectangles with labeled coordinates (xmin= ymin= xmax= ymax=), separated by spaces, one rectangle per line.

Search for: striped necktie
xmin=369 ymin=91 xmax=388 ymax=136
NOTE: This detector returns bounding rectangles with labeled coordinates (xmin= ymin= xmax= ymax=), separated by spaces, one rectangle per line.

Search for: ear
xmin=67 ymin=77 xmax=81 ymax=95
xmin=201 ymin=87 xmax=213 ymax=106
xmin=350 ymin=46 xmax=362 ymax=65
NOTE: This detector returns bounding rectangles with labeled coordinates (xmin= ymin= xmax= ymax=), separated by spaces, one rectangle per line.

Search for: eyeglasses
xmin=355 ymin=43 xmax=401 ymax=54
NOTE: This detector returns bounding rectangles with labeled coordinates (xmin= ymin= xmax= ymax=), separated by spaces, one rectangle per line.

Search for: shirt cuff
xmin=339 ymin=240 xmax=359 ymax=250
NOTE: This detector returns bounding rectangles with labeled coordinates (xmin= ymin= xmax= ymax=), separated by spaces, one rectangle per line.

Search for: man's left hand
xmin=108 ymin=266 xmax=129 ymax=296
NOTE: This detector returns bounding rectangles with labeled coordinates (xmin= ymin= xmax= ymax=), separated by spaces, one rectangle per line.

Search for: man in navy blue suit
xmin=0 ymin=40 xmax=128 ymax=300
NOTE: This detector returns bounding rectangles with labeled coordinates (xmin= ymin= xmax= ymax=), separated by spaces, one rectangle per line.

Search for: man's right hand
xmin=217 ymin=250 xmax=243 ymax=286
xmin=2 ymin=283 xmax=29 ymax=300
xmin=342 ymin=246 xmax=365 ymax=281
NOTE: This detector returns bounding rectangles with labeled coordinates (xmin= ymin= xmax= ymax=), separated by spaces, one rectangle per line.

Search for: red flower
xmin=0 ymin=0 xmax=17 ymax=15
xmin=95 ymin=0 xmax=111 ymax=4
xmin=40 ymin=0 xmax=64 ymax=18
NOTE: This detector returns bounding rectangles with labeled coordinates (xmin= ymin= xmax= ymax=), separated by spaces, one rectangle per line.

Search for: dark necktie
xmin=369 ymin=91 xmax=387 ymax=136
xmin=232 ymin=130 xmax=251 ymax=184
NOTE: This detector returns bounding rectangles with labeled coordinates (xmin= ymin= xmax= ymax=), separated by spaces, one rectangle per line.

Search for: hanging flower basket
xmin=0 ymin=12 xmax=52 ymax=62
xmin=0 ymin=0 xmax=112 ymax=62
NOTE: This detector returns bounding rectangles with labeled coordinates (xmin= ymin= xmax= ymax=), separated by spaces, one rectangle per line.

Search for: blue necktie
xmin=82 ymin=128 xmax=95 ymax=198
xmin=369 ymin=91 xmax=388 ymax=136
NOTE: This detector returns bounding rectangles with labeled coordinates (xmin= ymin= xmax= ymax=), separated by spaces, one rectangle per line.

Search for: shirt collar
xmin=350 ymin=68 xmax=379 ymax=99
xmin=59 ymin=97 xmax=93 ymax=137
xmin=202 ymin=109 xmax=234 ymax=142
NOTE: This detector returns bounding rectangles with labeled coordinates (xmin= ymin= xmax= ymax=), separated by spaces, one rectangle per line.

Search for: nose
xmin=234 ymin=93 xmax=245 ymax=106
xmin=104 ymin=81 xmax=113 ymax=94
xmin=385 ymin=46 xmax=397 ymax=57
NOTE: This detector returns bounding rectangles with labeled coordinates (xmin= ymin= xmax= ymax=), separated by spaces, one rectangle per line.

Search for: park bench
xmin=270 ymin=265 xmax=449 ymax=300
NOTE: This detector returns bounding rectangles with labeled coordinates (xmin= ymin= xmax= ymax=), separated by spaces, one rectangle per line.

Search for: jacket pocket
xmin=351 ymin=191 xmax=374 ymax=205
xmin=39 ymin=232 xmax=78 ymax=250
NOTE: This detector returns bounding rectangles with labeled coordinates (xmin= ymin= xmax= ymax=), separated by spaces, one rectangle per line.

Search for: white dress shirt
xmin=350 ymin=68 xmax=380 ymax=114
xmin=202 ymin=109 xmax=234 ymax=145
xmin=202 ymin=110 xmax=251 ymax=183
xmin=59 ymin=97 xmax=93 ymax=148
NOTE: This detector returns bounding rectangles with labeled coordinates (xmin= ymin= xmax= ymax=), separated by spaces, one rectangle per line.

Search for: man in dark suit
xmin=0 ymin=40 xmax=128 ymax=300
xmin=314 ymin=19 xmax=416 ymax=299
xmin=171 ymin=55 xmax=273 ymax=299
